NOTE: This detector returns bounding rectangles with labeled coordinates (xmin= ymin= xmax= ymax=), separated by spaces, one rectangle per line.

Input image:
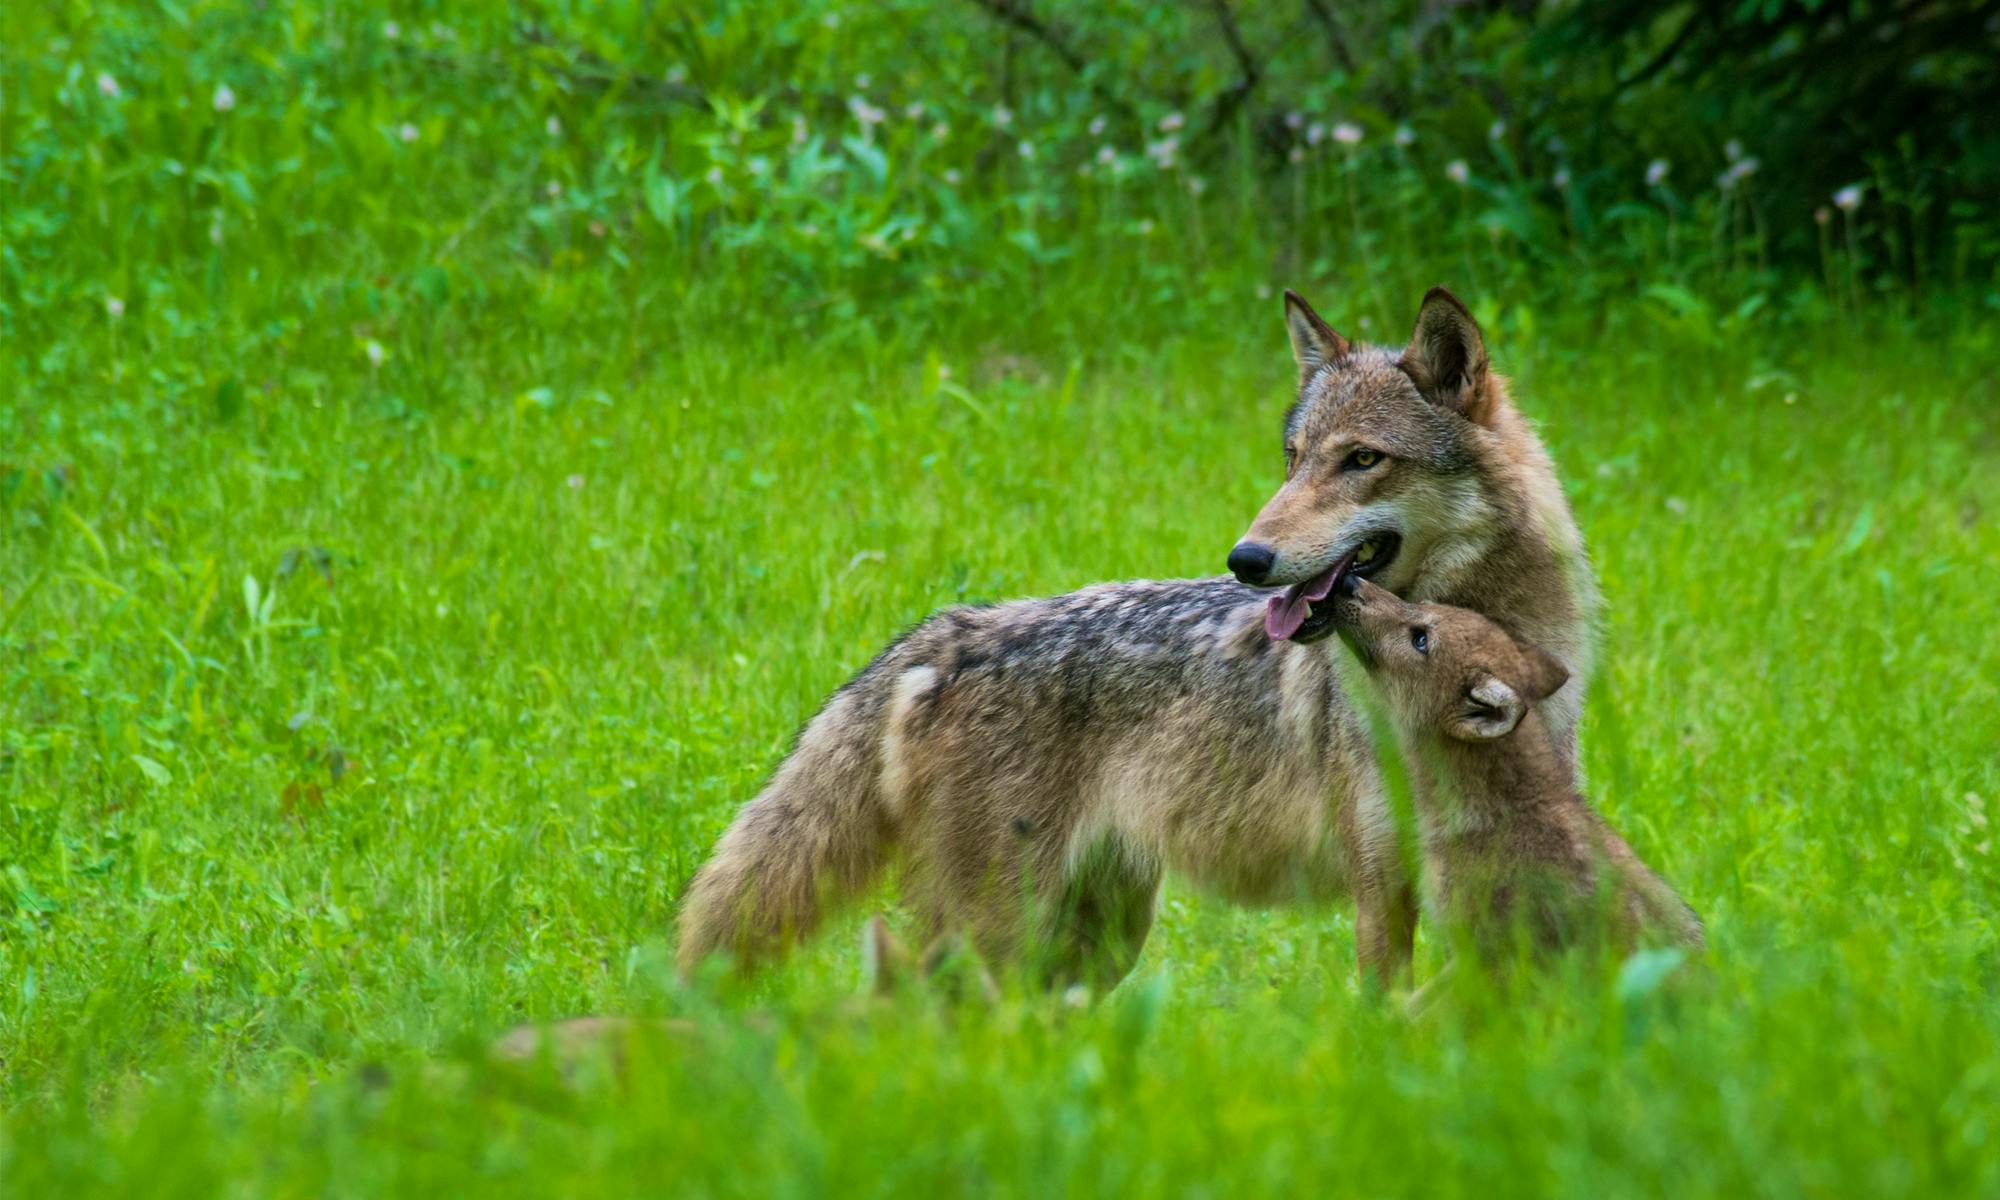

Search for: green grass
xmin=6 ymin=5 xmax=2000 ymax=1194
xmin=5 ymin=291 xmax=1999 ymax=1195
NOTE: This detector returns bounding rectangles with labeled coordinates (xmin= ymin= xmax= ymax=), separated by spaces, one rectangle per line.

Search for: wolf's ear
xmin=1284 ymin=289 xmax=1351 ymax=385
xmin=1448 ymin=677 xmax=1525 ymax=742
xmin=1403 ymin=286 xmax=1495 ymax=425
xmin=1516 ymin=642 xmax=1569 ymax=704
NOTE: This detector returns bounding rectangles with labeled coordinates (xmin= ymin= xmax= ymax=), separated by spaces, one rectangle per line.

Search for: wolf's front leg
xmin=1354 ymin=879 xmax=1418 ymax=990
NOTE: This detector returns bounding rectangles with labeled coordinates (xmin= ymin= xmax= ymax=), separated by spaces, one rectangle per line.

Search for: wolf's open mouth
xmin=1264 ymin=532 xmax=1400 ymax=642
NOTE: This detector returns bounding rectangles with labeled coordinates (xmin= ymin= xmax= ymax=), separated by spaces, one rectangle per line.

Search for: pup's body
xmin=676 ymin=288 xmax=1598 ymax=988
xmin=1329 ymin=578 xmax=1702 ymax=961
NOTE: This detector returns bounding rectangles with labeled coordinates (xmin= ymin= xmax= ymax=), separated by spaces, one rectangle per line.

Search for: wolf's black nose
xmin=1227 ymin=542 xmax=1276 ymax=585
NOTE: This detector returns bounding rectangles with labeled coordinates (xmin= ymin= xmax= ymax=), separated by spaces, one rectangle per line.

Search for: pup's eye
xmin=1344 ymin=448 xmax=1382 ymax=471
xmin=1283 ymin=444 xmax=1297 ymax=477
xmin=1409 ymin=627 xmax=1429 ymax=654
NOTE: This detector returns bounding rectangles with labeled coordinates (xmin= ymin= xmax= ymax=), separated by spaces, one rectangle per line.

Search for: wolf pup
xmin=1328 ymin=576 xmax=1703 ymax=964
xmin=676 ymin=287 xmax=1598 ymax=989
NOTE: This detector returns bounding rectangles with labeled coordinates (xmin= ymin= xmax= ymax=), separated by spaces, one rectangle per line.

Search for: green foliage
xmin=4 ymin=2 xmax=2000 ymax=1195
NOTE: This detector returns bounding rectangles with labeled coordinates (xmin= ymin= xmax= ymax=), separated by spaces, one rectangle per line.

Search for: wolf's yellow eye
xmin=1344 ymin=448 xmax=1382 ymax=471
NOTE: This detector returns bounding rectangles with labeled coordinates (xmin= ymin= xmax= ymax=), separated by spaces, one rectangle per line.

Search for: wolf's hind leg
xmin=1037 ymin=839 xmax=1163 ymax=993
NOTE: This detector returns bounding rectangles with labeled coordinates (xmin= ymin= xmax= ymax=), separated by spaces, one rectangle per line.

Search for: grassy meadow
xmin=6 ymin=5 xmax=2000 ymax=1196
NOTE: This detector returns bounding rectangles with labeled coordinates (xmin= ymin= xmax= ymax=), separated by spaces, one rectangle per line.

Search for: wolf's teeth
xmin=1354 ymin=541 xmax=1377 ymax=564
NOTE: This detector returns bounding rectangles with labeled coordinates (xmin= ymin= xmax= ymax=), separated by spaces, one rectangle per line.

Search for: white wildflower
xmin=398 ymin=122 xmax=419 ymax=144
xmin=546 ymin=115 xmax=562 ymax=137
xmin=792 ymin=116 xmax=808 ymax=145
xmin=1645 ymin=159 xmax=1670 ymax=187
xmin=1285 ymin=111 xmax=1304 ymax=130
xmin=1724 ymin=139 xmax=1742 ymax=162
xmin=943 ymin=168 xmax=961 ymax=186
xmin=992 ymin=106 xmax=1013 ymax=129
xmin=365 ymin=339 xmax=385 ymax=367
xmin=1393 ymin=125 xmax=1415 ymax=148
xmin=1445 ymin=159 xmax=1470 ymax=186
xmin=905 ymin=101 xmax=925 ymax=120
xmin=1488 ymin=119 xmax=1506 ymax=141
xmin=1160 ymin=111 xmax=1184 ymax=132
xmin=383 ymin=20 xmax=400 ymax=39
xmin=931 ymin=121 xmax=950 ymax=140
xmin=853 ymin=73 xmax=871 ymax=90
xmin=848 ymin=96 xmax=886 ymax=127
xmin=97 ymin=72 xmax=120 ymax=98
xmin=1814 ymin=206 xmax=1832 ymax=226
xmin=1332 ymin=121 xmax=1363 ymax=146
xmin=1552 ymin=166 xmax=1570 ymax=190
xmin=212 ymin=83 xmax=236 ymax=112
xmin=1096 ymin=145 xmax=1116 ymax=166
xmin=1018 ymin=140 xmax=1035 ymax=160
xmin=106 ymin=296 xmax=125 ymax=319
xmin=1136 ymin=218 xmax=1154 ymax=236
xmin=1088 ymin=115 xmax=1107 ymax=137
xmin=1833 ymin=184 xmax=1864 ymax=212
xmin=1187 ymin=175 xmax=1206 ymax=195
xmin=704 ymin=167 xmax=723 ymax=186
xmin=1307 ymin=123 xmax=1325 ymax=146
xmin=546 ymin=181 xmax=562 ymax=197
xmin=1718 ymin=158 xmax=1759 ymax=190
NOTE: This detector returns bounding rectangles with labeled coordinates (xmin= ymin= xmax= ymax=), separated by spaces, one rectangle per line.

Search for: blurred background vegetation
xmin=6 ymin=0 xmax=1997 ymax=409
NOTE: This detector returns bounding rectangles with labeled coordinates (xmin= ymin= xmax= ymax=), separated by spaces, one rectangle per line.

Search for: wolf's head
xmin=1328 ymin=577 xmax=1567 ymax=744
xmin=1229 ymin=287 xmax=1511 ymax=644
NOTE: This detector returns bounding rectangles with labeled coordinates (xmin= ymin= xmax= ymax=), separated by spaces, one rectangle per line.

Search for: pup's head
xmin=1329 ymin=577 xmax=1568 ymax=744
xmin=1228 ymin=287 xmax=1507 ymax=643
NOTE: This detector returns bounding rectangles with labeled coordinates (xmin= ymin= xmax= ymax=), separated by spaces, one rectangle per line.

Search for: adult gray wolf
xmin=675 ymin=287 xmax=1597 ymax=989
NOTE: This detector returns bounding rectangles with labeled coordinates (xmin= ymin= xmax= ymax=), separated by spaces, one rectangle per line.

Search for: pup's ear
xmin=1516 ymin=642 xmax=1570 ymax=704
xmin=1448 ymin=677 xmax=1525 ymax=742
xmin=1284 ymin=289 xmax=1351 ymax=385
xmin=1403 ymin=286 xmax=1495 ymax=425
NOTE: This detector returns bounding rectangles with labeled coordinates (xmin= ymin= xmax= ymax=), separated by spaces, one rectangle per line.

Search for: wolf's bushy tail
xmin=675 ymin=690 xmax=892 ymax=976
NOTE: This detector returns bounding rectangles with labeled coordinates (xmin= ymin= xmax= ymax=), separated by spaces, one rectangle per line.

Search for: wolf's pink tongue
xmin=1263 ymin=558 xmax=1346 ymax=641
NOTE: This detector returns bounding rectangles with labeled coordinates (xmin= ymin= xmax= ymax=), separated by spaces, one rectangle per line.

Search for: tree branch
xmin=962 ymin=0 xmax=1141 ymax=128
xmin=1201 ymin=0 xmax=1264 ymax=137
xmin=1615 ymin=10 xmax=1703 ymax=90
xmin=1300 ymin=0 xmax=1358 ymax=74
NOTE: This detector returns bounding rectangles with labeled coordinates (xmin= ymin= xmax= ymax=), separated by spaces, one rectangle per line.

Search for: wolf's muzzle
xmin=1226 ymin=541 xmax=1277 ymax=585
